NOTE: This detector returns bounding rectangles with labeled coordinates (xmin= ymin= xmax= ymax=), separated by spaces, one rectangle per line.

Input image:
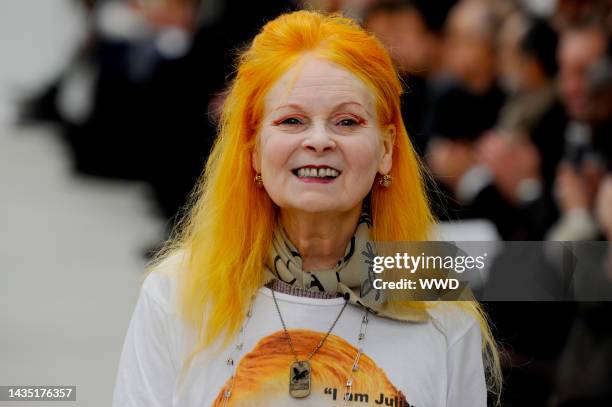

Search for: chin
xmin=294 ymin=206 xmax=347 ymax=215
xmin=285 ymin=197 xmax=356 ymax=215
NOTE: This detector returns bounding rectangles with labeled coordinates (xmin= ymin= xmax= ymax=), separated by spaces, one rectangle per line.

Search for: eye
xmin=279 ymin=117 xmax=303 ymax=126
xmin=337 ymin=118 xmax=357 ymax=126
xmin=336 ymin=118 xmax=359 ymax=126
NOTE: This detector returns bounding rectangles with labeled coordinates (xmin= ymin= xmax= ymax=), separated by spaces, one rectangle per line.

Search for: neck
xmin=280 ymin=206 xmax=361 ymax=271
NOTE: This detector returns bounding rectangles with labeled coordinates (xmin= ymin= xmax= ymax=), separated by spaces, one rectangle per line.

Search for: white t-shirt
xmin=112 ymin=256 xmax=486 ymax=407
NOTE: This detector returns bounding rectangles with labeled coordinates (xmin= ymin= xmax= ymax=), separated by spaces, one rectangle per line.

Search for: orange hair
xmin=150 ymin=10 xmax=501 ymax=402
xmin=212 ymin=330 xmax=408 ymax=406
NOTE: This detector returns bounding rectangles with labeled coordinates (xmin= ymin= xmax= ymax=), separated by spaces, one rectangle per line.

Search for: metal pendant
xmin=289 ymin=360 xmax=311 ymax=398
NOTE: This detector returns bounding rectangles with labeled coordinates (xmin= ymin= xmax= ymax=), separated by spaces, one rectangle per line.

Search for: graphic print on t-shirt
xmin=211 ymin=329 xmax=414 ymax=406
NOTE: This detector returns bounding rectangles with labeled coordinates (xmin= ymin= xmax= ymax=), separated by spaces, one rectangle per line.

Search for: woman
xmin=113 ymin=10 xmax=501 ymax=407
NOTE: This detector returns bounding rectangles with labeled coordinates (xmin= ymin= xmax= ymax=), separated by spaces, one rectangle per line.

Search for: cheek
xmin=341 ymin=135 xmax=383 ymax=175
xmin=259 ymin=132 xmax=295 ymax=172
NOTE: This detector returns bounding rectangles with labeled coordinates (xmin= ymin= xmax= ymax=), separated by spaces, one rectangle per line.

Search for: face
xmin=497 ymin=13 xmax=528 ymax=94
xmin=252 ymin=56 xmax=394 ymax=215
xmin=558 ymin=29 xmax=607 ymax=120
xmin=366 ymin=10 xmax=430 ymax=73
xmin=442 ymin=2 xmax=496 ymax=93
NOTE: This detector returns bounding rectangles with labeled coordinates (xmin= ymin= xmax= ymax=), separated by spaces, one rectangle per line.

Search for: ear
xmin=379 ymin=124 xmax=396 ymax=174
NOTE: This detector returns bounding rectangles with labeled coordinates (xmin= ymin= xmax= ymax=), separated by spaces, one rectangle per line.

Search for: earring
xmin=254 ymin=173 xmax=263 ymax=188
xmin=379 ymin=174 xmax=392 ymax=188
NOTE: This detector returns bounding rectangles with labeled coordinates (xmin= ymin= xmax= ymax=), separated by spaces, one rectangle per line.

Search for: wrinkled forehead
xmin=263 ymin=56 xmax=377 ymax=118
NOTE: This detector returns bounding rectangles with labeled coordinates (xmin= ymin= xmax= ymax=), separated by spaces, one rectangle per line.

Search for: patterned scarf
xmin=262 ymin=205 xmax=429 ymax=323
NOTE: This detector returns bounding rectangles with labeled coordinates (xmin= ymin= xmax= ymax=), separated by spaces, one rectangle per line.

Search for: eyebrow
xmin=272 ymin=101 xmax=371 ymax=115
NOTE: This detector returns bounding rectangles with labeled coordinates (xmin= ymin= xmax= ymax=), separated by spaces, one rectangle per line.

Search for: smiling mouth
xmin=292 ymin=166 xmax=341 ymax=180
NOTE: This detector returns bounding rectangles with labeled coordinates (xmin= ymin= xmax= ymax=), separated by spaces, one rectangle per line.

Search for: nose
xmin=301 ymin=124 xmax=336 ymax=153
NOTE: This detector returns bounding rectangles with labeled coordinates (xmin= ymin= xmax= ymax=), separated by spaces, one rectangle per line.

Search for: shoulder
xmin=425 ymin=302 xmax=481 ymax=348
xmin=140 ymin=250 xmax=188 ymax=315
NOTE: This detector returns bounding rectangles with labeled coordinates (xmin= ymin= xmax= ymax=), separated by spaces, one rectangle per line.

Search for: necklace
xmin=272 ymin=288 xmax=350 ymax=398
xmin=221 ymin=294 xmax=256 ymax=407
xmin=221 ymin=285 xmax=370 ymax=405
xmin=341 ymin=308 xmax=369 ymax=406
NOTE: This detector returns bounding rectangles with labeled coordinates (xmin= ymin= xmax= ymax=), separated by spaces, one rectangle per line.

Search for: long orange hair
xmin=150 ymin=10 xmax=501 ymax=401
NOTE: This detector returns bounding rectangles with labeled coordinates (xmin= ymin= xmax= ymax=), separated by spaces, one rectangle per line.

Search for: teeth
xmin=296 ymin=167 xmax=339 ymax=178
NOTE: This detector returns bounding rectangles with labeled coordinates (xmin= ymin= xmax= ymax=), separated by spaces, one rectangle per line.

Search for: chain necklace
xmin=221 ymin=286 xmax=370 ymax=405
xmin=272 ymin=288 xmax=350 ymax=398
xmin=221 ymin=294 xmax=256 ymax=407
xmin=342 ymin=308 xmax=369 ymax=406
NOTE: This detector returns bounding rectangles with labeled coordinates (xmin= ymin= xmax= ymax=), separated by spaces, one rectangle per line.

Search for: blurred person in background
xmin=29 ymin=0 xmax=212 ymax=228
xmin=62 ymin=0 xmax=201 ymax=180
xmin=493 ymin=36 xmax=612 ymax=407
xmin=425 ymin=1 xmax=611 ymax=242
xmin=362 ymin=0 xmax=454 ymax=155
xmin=475 ymin=16 xmax=567 ymax=240
xmin=588 ymin=56 xmax=612 ymax=242
xmin=551 ymin=61 xmax=612 ymax=400
xmin=495 ymin=16 xmax=566 ymax=175
xmin=423 ymin=83 xmax=548 ymax=241
xmin=547 ymin=20 xmax=609 ymax=240
xmin=436 ymin=0 xmax=502 ymax=96
xmin=424 ymin=0 xmax=514 ymax=236
xmin=558 ymin=21 xmax=608 ymax=125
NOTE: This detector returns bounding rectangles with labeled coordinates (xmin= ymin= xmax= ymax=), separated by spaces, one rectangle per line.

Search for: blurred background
xmin=0 ymin=0 xmax=611 ymax=406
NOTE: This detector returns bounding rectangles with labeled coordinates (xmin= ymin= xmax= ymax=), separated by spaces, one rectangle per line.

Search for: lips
xmin=292 ymin=165 xmax=341 ymax=179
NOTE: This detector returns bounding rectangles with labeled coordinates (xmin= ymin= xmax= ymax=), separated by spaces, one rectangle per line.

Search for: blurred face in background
xmin=253 ymin=56 xmax=394 ymax=216
xmin=558 ymin=28 xmax=607 ymax=120
xmin=441 ymin=0 xmax=497 ymax=93
xmin=496 ymin=12 xmax=529 ymax=94
xmin=365 ymin=8 xmax=432 ymax=74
